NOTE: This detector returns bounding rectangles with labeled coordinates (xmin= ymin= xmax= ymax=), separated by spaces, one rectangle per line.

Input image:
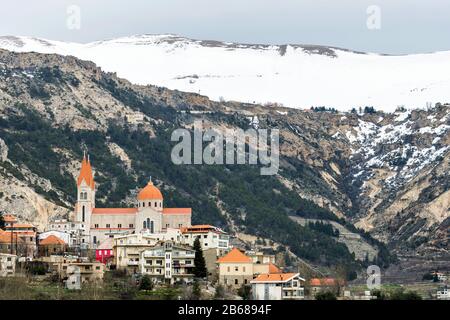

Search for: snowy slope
xmin=1 ymin=34 xmax=450 ymax=111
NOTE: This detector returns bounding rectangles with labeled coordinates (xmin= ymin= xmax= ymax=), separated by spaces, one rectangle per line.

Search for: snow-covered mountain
xmin=1 ymin=34 xmax=450 ymax=111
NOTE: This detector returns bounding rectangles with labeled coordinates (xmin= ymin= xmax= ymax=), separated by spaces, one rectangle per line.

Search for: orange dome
xmin=137 ymin=181 xmax=163 ymax=200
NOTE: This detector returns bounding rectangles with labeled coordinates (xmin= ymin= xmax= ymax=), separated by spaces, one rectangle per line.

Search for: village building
xmin=0 ymin=216 xmax=36 ymax=258
xmin=217 ymin=248 xmax=254 ymax=288
xmin=38 ymin=235 xmax=67 ymax=257
xmin=95 ymin=238 xmax=114 ymax=264
xmin=180 ymin=225 xmax=230 ymax=256
xmin=54 ymin=261 xmax=105 ymax=284
xmin=0 ymin=253 xmax=17 ymax=277
xmin=309 ymin=278 xmax=344 ymax=295
xmin=45 ymin=219 xmax=86 ymax=247
xmin=73 ymin=155 xmax=192 ymax=247
xmin=437 ymin=286 xmax=449 ymax=300
xmin=113 ymin=233 xmax=159 ymax=273
xmin=139 ymin=240 xmax=195 ymax=284
xmin=217 ymin=248 xmax=282 ymax=288
xmin=251 ymin=273 xmax=305 ymax=300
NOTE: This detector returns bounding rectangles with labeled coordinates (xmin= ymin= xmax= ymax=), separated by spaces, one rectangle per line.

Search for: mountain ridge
xmin=1 ymin=34 xmax=450 ymax=111
xmin=0 ymin=48 xmax=448 ymax=275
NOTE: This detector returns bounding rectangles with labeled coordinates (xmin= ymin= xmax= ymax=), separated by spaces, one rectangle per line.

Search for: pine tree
xmin=192 ymin=279 xmax=202 ymax=300
xmin=193 ymin=237 xmax=207 ymax=278
xmin=0 ymin=212 xmax=4 ymax=230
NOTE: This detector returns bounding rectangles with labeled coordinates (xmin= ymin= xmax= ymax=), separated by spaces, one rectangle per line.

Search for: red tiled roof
xmin=268 ymin=263 xmax=281 ymax=273
xmin=217 ymin=248 xmax=252 ymax=263
xmin=92 ymin=208 xmax=138 ymax=215
xmin=0 ymin=230 xmax=24 ymax=244
xmin=40 ymin=235 xmax=66 ymax=245
xmin=310 ymin=278 xmax=341 ymax=286
xmin=252 ymin=273 xmax=298 ymax=283
xmin=163 ymin=208 xmax=192 ymax=215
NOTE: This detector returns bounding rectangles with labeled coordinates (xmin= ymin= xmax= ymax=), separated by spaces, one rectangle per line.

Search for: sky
xmin=1 ymin=0 xmax=449 ymax=54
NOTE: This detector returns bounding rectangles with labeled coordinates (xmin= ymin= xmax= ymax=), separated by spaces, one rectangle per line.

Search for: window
xmin=243 ymin=266 xmax=246 ymax=272
xmin=143 ymin=221 xmax=147 ymax=229
xmin=7 ymin=257 xmax=11 ymax=261
xmin=244 ymin=279 xmax=248 ymax=284
xmin=96 ymin=266 xmax=100 ymax=270
xmin=227 ymin=266 xmax=230 ymax=272
xmin=148 ymin=202 xmax=151 ymax=207
xmin=94 ymin=224 xmax=99 ymax=228
xmin=203 ymin=235 xmax=207 ymax=239
xmin=235 ymin=266 xmax=239 ymax=272
xmin=106 ymin=224 xmax=110 ymax=228
xmin=93 ymin=236 xmax=97 ymax=244
xmin=82 ymin=206 xmax=85 ymax=222
xmin=118 ymin=224 xmax=122 ymax=228
xmin=143 ymin=202 xmax=145 ymax=207
xmin=166 ymin=224 xmax=170 ymax=228
xmin=154 ymin=202 xmax=157 ymax=207
xmin=129 ymin=224 xmax=133 ymax=228
xmin=235 ymin=279 xmax=239 ymax=285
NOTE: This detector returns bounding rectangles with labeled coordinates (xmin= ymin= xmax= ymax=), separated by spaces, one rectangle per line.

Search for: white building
xmin=251 ymin=273 xmax=305 ymax=300
xmin=46 ymin=219 xmax=88 ymax=247
xmin=0 ymin=253 xmax=17 ymax=277
xmin=139 ymin=241 xmax=195 ymax=284
xmin=181 ymin=225 xmax=230 ymax=255
xmin=437 ymin=286 xmax=449 ymax=300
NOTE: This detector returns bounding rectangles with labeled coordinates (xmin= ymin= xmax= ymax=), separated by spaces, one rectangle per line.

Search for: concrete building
xmin=139 ymin=240 xmax=195 ymax=284
xmin=113 ymin=233 xmax=159 ymax=274
xmin=95 ymin=238 xmax=114 ymax=264
xmin=217 ymin=248 xmax=254 ymax=288
xmin=437 ymin=286 xmax=449 ymax=300
xmin=54 ymin=261 xmax=105 ymax=284
xmin=0 ymin=253 xmax=17 ymax=277
xmin=251 ymin=273 xmax=305 ymax=300
xmin=73 ymin=155 xmax=192 ymax=247
xmin=247 ymin=251 xmax=276 ymax=265
xmin=0 ymin=223 xmax=36 ymax=258
xmin=181 ymin=225 xmax=230 ymax=256
xmin=38 ymin=235 xmax=67 ymax=257
xmin=45 ymin=220 xmax=87 ymax=247
xmin=309 ymin=278 xmax=344 ymax=295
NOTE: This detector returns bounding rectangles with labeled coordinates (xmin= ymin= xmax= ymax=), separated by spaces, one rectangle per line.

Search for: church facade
xmin=74 ymin=155 xmax=192 ymax=247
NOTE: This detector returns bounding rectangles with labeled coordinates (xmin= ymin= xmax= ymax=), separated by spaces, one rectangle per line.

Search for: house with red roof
xmin=251 ymin=273 xmax=305 ymax=300
xmin=38 ymin=235 xmax=67 ymax=257
xmin=217 ymin=248 xmax=284 ymax=288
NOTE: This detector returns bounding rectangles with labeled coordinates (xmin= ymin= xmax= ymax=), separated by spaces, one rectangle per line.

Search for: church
xmin=74 ymin=154 xmax=192 ymax=247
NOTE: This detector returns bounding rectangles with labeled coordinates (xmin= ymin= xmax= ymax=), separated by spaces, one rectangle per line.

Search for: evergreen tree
xmin=0 ymin=212 xmax=4 ymax=230
xmin=193 ymin=237 xmax=207 ymax=278
xmin=139 ymin=275 xmax=153 ymax=291
xmin=192 ymin=280 xmax=202 ymax=300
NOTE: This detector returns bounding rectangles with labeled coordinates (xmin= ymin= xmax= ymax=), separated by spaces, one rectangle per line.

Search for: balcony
xmin=127 ymin=261 xmax=139 ymax=266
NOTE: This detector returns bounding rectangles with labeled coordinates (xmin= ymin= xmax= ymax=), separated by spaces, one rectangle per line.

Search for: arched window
xmin=149 ymin=202 xmax=151 ymax=207
xmin=82 ymin=206 xmax=85 ymax=222
xmin=143 ymin=202 xmax=145 ymax=207
xmin=150 ymin=220 xmax=154 ymax=234
xmin=154 ymin=202 xmax=157 ymax=207
xmin=143 ymin=221 xmax=146 ymax=229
